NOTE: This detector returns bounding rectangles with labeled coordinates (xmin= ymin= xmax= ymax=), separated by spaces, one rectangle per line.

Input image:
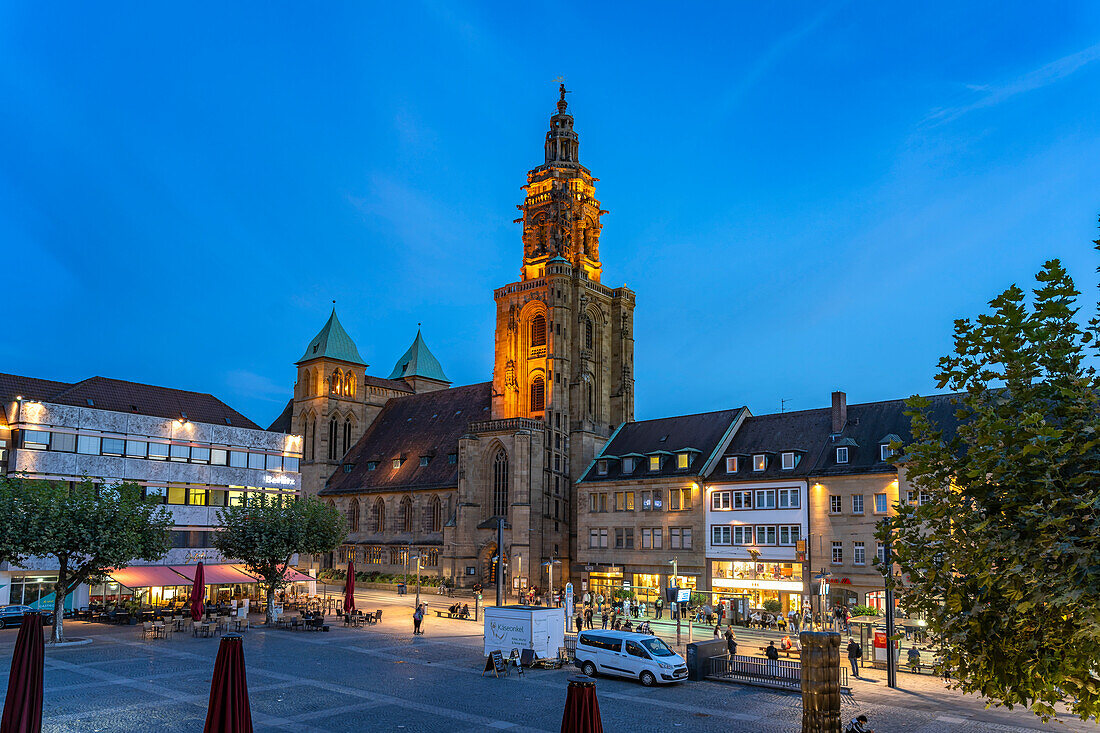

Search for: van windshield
xmin=641 ymin=638 xmax=675 ymax=657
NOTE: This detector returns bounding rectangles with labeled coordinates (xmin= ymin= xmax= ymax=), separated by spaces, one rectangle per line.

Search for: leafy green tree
xmin=0 ymin=477 xmax=173 ymax=643
xmin=213 ymin=493 xmax=344 ymax=626
xmin=885 ymin=253 xmax=1100 ymax=722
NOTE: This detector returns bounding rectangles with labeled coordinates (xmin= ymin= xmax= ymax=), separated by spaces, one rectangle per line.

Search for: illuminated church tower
xmin=491 ymin=84 xmax=636 ymax=485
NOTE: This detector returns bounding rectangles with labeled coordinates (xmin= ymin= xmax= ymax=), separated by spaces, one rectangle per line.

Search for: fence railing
xmin=564 ymin=632 xmax=577 ymax=660
xmin=706 ymin=654 xmax=848 ymax=690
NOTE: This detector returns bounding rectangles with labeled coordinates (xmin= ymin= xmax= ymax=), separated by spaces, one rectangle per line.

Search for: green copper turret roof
xmin=296 ymin=309 xmax=367 ymax=366
xmin=387 ymin=329 xmax=449 ymax=382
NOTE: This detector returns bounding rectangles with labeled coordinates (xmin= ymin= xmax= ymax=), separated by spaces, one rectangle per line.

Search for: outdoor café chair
xmin=141 ymin=622 xmax=155 ymax=640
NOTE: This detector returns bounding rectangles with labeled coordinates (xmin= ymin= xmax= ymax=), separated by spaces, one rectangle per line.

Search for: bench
xmin=759 ymin=646 xmax=799 ymax=659
xmin=434 ymin=610 xmax=475 ymax=621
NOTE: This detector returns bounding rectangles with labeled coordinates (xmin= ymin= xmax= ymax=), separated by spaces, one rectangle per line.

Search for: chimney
xmin=831 ymin=391 xmax=847 ymax=434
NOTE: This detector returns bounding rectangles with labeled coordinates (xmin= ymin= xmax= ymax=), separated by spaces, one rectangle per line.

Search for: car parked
xmin=0 ymin=605 xmax=55 ymax=628
xmin=574 ymin=629 xmax=688 ymax=686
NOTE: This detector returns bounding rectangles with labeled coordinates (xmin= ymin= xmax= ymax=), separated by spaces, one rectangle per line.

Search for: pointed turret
xmin=388 ymin=329 xmax=451 ymax=393
xmin=296 ymin=308 xmax=366 ymax=366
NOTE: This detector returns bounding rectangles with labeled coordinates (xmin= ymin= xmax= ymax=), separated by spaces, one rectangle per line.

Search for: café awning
xmin=108 ymin=566 xmax=190 ymax=588
xmin=170 ymin=564 xmax=258 ymax=585
xmin=230 ymin=565 xmax=314 ymax=583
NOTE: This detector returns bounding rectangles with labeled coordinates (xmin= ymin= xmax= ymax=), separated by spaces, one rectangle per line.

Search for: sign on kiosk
xmin=483 ymin=606 xmax=565 ymax=659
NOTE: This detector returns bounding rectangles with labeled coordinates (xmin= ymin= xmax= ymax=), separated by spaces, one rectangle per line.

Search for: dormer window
xmin=677 ymin=453 xmax=690 ymax=470
xmin=448 ymin=453 xmax=457 ymax=464
xmin=753 ymin=454 xmax=766 ymax=471
xmin=781 ymin=452 xmax=795 ymax=470
xmin=342 ymin=463 xmax=354 ymax=473
xmin=419 ymin=456 xmax=430 ymax=467
xmin=649 ymin=455 xmax=661 ymax=472
xmin=597 ymin=459 xmax=608 ymax=475
xmin=622 ymin=457 xmax=635 ymax=473
xmin=836 ymin=447 xmax=849 ymax=464
xmin=725 ymin=456 xmax=738 ymax=473
xmin=880 ymin=444 xmax=893 ymax=461
xmin=392 ymin=457 xmax=404 ymax=469
xmin=366 ymin=461 xmax=378 ymax=471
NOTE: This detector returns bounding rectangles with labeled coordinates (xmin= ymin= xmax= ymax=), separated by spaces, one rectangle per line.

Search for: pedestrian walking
xmin=655 ymin=597 xmax=663 ymax=619
xmin=724 ymin=626 xmax=737 ymax=658
xmin=575 ymin=612 xmax=583 ymax=633
xmin=601 ymin=610 xmax=609 ymax=629
xmin=847 ymin=637 xmax=862 ymax=678
xmin=413 ymin=603 xmax=425 ymax=635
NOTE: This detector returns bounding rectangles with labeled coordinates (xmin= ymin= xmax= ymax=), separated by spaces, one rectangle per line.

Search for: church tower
xmin=480 ymin=87 xmax=636 ymax=583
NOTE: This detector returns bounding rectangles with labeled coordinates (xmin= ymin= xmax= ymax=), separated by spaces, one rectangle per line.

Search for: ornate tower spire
xmin=516 ymin=87 xmax=605 ymax=282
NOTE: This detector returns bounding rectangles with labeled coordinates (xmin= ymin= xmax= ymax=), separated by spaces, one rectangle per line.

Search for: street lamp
xmin=542 ymin=557 xmax=561 ymax=606
xmin=409 ymin=554 xmax=422 ymax=608
xmin=668 ymin=559 xmax=681 ymax=646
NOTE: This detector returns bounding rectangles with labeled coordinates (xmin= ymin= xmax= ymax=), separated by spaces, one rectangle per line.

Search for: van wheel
xmin=581 ymin=661 xmax=597 ymax=677
xmin=639 ymin=671 xmax=656 ymax=687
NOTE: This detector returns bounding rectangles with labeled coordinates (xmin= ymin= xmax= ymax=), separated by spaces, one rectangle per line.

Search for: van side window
xmin=625 ymin=640 xmax=649 ymax=658
xmin=580 ymin=634 xmax=621 ymax=652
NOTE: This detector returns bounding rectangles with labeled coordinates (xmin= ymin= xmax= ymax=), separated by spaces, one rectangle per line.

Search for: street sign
xmin=565 ymin=582 xmax=574 ymax=620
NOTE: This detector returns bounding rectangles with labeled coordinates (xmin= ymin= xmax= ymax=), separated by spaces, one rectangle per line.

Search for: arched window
xmin=300 ymin=369 xmax=312 ymax=397
xmin=493 ymin=449 xmax=509 ymax=517
xmin=343 ymin=418 xmax=352 ymax=456
xmin=309 ymin=418 xmax=316 ymax=461
xmin=430 ymin=495 xmax=442 ymax=532
xmin=583 ymin=373 xmax=594 ymax=416
xmin=344 ymin=372 xmax=356 ymax=397
xmin=530 ymin=376 xmax=545 ymax=412
xmin=530 ymin=314 xmax=546 ymax=348
xmin=584 ymin=316 xmax=593 ymax=349
xmin=347 ymin=499 xmax=360 ymax=532
xmin=330 ymin=369 xmax=343 ymax=395
xmin=328 ymin=418 xmax=337 ymax=460
xmin=370 ymin=498 xmax=385 ymax=533
xmin=400 ymin=496 xmax=413 ymax=533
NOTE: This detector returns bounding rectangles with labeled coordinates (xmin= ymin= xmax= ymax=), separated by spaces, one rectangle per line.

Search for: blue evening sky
xmin=2 ymin=2 xmax=1099 ymax=428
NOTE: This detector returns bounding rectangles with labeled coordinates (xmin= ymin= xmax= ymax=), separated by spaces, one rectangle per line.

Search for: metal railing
xmin=706 ymin=654 xmax=847 ymax=691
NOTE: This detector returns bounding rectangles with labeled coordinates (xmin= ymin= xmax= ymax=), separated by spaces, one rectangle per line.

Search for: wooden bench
xmin=759 ymin=646 xmax=799 ymax=659
xmin=434 ymin=610 xmax=475 ymax=621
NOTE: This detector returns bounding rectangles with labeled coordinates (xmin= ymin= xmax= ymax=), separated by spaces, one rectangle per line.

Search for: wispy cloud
xmin=925 ymin=41 xmax=1100 ymax=125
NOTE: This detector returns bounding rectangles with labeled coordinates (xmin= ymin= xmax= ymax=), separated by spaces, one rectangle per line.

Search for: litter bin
xmin=397 ymin=582 xmax=407 ymax=595
xmin=685 ymin=639 xmax=728 ymax=681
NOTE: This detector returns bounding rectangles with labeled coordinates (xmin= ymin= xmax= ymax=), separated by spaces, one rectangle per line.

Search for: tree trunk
xmin=266 ymin=583 xmax=276 ymax=626
xmin=51 ymin=556 xmax=68 ymax=644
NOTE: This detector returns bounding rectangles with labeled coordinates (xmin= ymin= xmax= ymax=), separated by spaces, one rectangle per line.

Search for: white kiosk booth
xmin=483 ymin=605 xmax=565 ymax=658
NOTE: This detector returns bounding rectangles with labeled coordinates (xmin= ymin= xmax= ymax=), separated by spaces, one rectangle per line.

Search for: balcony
xmin=467 ymin=418 xmax=545 ymax=434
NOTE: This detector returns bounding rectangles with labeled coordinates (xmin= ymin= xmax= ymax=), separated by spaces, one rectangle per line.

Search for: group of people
xmin=446 ymin=602 xmax=471 ymax=618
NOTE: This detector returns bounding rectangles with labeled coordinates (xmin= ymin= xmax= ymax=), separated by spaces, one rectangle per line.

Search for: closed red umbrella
xmin=203 ymin=633 xmax=252 ymax=733
xmin=191 ymin=561 xmax=207 ymax=622
xmin=560 ymin=675 xmax=602 ymax=733
xmin=343 ymin=561 xmax=356 ymax=614
xmin=1 ymin=611 xmax=44 ymax=733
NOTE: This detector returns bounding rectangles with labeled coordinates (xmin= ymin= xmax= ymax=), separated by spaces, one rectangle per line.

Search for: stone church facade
xmin=271 ymin=88 xmax=634 ymax=590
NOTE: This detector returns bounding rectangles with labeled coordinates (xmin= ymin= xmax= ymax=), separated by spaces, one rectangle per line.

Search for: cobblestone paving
xmin=1 ymin=600 xmax=1094 ymax=732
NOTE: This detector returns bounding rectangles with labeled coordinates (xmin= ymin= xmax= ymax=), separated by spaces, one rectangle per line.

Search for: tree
xmin=0 ymin=477 xmax=173 ymax=643
xmin=213 ymin=493 xmax=345 ymax=626
xmin=884 ymin=252 xmax=1100 ymax=722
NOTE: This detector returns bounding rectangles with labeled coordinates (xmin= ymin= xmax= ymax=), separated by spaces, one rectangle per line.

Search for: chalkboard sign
xmin=484 ymin=649 xmax=508 ymax=677
xmin=520 ymin=649 xmax=535 ymax=668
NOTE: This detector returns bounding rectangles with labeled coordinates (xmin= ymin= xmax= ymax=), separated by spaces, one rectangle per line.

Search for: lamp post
xmin=411 ymin=554 xmax=422 ymax=609
xmin=668 ymin=559 xmax=680 ymax=646
xmin=543 ymin=557 xmax=561 ymax=607
xmin=883 ymin=527 xmax=897 ymax=689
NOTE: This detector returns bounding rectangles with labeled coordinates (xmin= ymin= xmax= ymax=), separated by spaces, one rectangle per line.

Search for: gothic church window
xmin=400 ymin=496 xmax=413 ymax=533
xmin=328 ymin=419 xmax=337 ymax=460
xmin=344 ymin=372 xmax=356 ymax=397
xmin=530 ymin=376 xmax=546 ymax=412
xmin=584 ymin=316 xmax=593 ymax=349
xmin=343 ymin=418 xmax=352 ymax=456
xmin=370 ymin=498 xmax=384 ymax=533
xmin=347 ymin=499 xmax=360 ymax=532
xmin=530 ymin=315 xmax=547 ymax=348
xmin=493 ymin=449 xmax=509 ymax=517
xmin=309 ymin=419 xmax=316 ymax=461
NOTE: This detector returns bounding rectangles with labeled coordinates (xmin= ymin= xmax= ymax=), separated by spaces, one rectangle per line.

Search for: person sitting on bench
xmin=460 ymin=604 xmax=470 ymax=619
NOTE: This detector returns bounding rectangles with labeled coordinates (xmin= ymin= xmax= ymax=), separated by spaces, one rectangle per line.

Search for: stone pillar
xmin=800 ymin=631 xmax=841 ymax=733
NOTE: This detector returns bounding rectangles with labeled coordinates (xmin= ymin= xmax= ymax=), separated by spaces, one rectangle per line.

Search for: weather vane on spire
xmin=552 ymin=76 xmax=570 ymax=112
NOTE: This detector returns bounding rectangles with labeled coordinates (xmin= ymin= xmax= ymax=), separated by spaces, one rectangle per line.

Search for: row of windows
xmin=588 ymin=488 xmax=692 ymax=513
xmin=710 ymin=524 xmax=801 ymax=546
xmin=343 ymin=495 xmax=445 ymax=534
xmin=830 ymin=540 xmax=886 ymax=566
xmin=339 ymin=545 xmax=441 ymax=567
xmin=360 ymin=453 xmax=458 ymax=472
xmin=721 ymin=443 xmax=896 ymax=473
xmin=19 ymin=429 xmax=299 ymax=472
xmin=595 ymin=452 xmax=695 ymax=475
xmin=827 ymin=491 xmax=925 ymax=515
xmin=710 ymin=488 xmax=800 ymax=511
xmin=588 ymin=527 xmax=693 ymax=550
xmin=170 ymin=530 xmax=215 ymax=549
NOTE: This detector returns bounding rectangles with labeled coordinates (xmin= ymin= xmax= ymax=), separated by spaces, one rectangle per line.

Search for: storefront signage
xmin=264 ymin=473 xmax=296 ymax=487
xmin=583 ymin=565 xmax=622 ymax=574
xmin=712 ymin=577 xmax=803 ymax=592
xmin=184 ymin=550 xmax=221 ymax=562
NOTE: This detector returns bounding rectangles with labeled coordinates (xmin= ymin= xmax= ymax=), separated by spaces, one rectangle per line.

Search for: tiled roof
xmin=296 ymin=309 xmax=367 ymax=366
xmin=362 ymin=375 xmax=413 ymax=393
xmin=578 ymin=407 xmax=746 ymax=483
xmin=321 ymin=382 xmax=492 ymax=496
xmin=267 ymin=399 xmax=294 ymax=433
xmin=707 ymin=408 xmax=834 ymax=481
xmin=0 ymin=372 xmax=261 ymax=430
xmin=387 ymin=329 xmax=450 ymax=383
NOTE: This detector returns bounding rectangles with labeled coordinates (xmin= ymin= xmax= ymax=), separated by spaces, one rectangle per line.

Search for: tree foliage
xmin=212 ymin=493 xmax=344 ymax=625
xmin=0 ymin=477 xmax=173 ymax=643
xmin=884 ymin=250 xmax=1100 ymax=722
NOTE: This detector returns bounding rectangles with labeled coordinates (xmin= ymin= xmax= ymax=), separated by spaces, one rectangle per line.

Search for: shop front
xmin=584 ymin=566 xmax=622 ymax=601
xmin=711 ymin=560 xmax=804 ymax=614
xmin=0 ymin=572 xmax=80 ymax=610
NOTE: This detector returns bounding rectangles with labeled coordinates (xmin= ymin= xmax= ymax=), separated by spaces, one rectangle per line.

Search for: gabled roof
xmin=297 ymin=309 xmax=366 ymax=366
xmin=0 ymin=372 xmax=261 ymax=429
xmin=387 ymin=330 xmax=449 ymax=383
xmin=708 ymin=408 xmax=833 ymax=481
xmin=579 ymin=407 xmax=746 ymax=483
xmin=321 ymin=382 xmax=492 ymax=496
xmin=267 ymin=398 xmax=294 ymax=433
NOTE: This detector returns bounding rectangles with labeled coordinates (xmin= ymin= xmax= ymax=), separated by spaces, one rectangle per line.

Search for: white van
xmin=574 ymin=630 xmax=688 ymax=686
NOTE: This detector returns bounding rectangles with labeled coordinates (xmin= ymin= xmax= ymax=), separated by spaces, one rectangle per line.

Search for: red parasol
xmin=560 ymin=675 xmax=603 ymax=733
xmin=343 ymin=561 xmax=356 ymax=614
xmin=203 ymin=633 xmax=253 ymax=733
xmin=191 ymin=561 xmax=207 ymax=622
xmin=1 ymin=611 xmax=44 ymax=733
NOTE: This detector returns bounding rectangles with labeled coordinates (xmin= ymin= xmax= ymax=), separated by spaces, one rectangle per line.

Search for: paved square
xmin=2 ymin=593 xmax=1093 ymax=732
